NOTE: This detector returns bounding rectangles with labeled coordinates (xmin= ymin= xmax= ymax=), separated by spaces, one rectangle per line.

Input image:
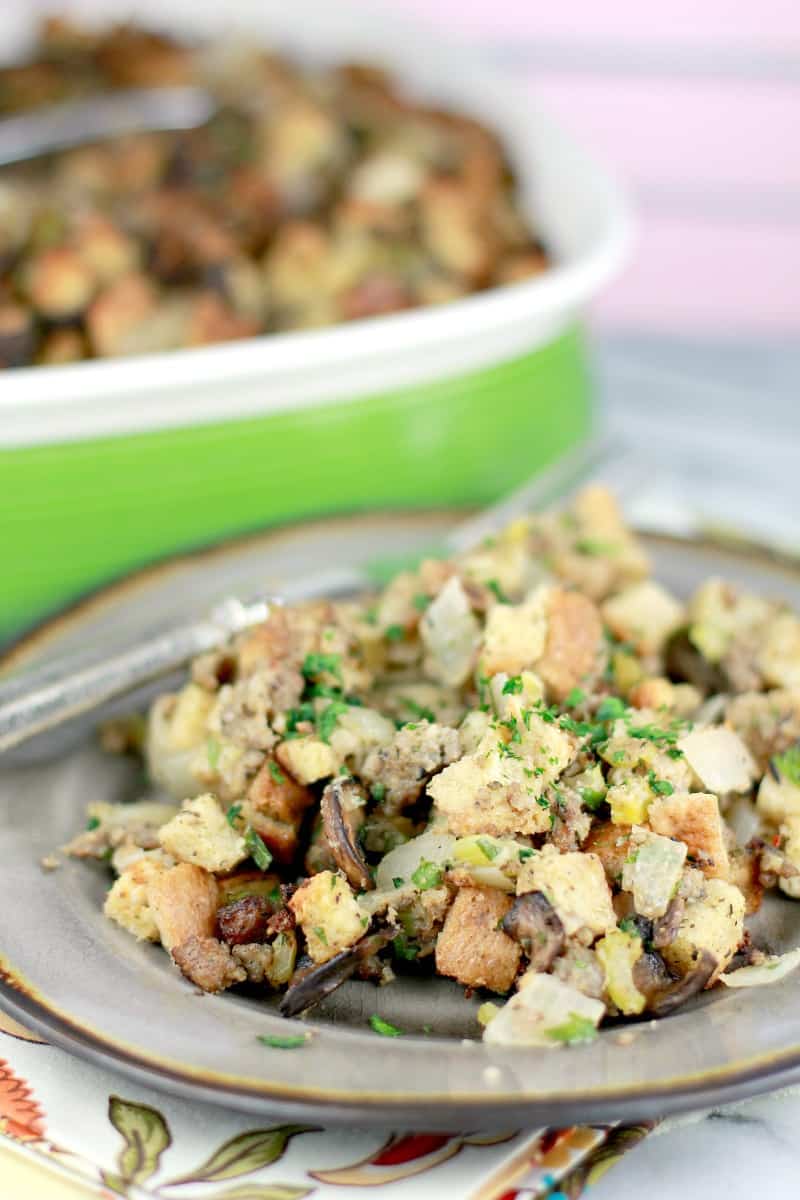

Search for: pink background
xmin=382 ymin=1 xmax=800 ymax=335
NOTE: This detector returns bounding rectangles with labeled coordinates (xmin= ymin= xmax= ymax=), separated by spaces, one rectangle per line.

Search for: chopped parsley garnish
xmin=413 ymin=594 xmax=431 ymax=612
xmin=775 ymin=746 xmax=800 ymax=787
xmin=477 ymin=837 xmax=500 ymax=860
xmin=564 ymin=687 xmax=586 ymax=708
xmin=559 ymin=716 xmax=593 ymax=737
xmin=384 ymin=624 xmax=406 ymax=642
xmin=619 ymin=917 xmax=642 ymax=938
xmin=411 ymin=860 xmax=443 ymax=890
xmin=268 ymin=760 xmax=287 ymax=785
xmin=258 ymin=1033 xmax=308 ymax=1050
xmin=575 ymin=538 xmax=619 ymax=557
xmin=371 ymin=782 xmax=386 ymax=804
xmin=369 ymin=1014 xmax=403 ymax=1037
xmin=85 ymin=816 xmax=101 ymax=831
xmin=535 ymin=795 xmax=550 ymax=810
xmin=392 ymin=876 xmax=405 ymax=888
xmin=580 ymin=788 xmax=607 ymax=812
xmin=596 ymin=696 xmax=627 ymax=723
xmin=401 ymin=697 xmax=436 ymax=723
xmin=487 ymin=578 xmax=510 ymax=604
xmin=648 ymin=770 xmax=674 ymax=796
xmin=628 ymin=722 xmax=679 ymax=747
xmin=206 ymin=736 xmax=221 ymax=769
xmin=313 ymin=926 xmax=328 ymax=946
xmin=226 ymin=803 xmax=242 ymax=828
xmin=392 ymin=936 xmax=419 ymax=961
xmin=518 ymin=846 xmax=535 ymax=861
xmin=302 ymin=652 xmax=342 ymax=680
xmin=502 ymin=675 xmax=524 ymax=695
xmin=245 ymin=827 xmax=273 ymax=871
xmin=317 ymin=700 xmax=348 ymax=742
xmin=285 ymin=702 xmax=316 ymax=735
xmin=545 ymin=1013 xmax=598 ymax=1045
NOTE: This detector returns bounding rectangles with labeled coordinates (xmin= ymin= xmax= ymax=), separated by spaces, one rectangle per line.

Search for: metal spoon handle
xmin=0 ymin=598 xmax=267 ymax=753
xmin=0 ymin=87 xmax=215 ymax=166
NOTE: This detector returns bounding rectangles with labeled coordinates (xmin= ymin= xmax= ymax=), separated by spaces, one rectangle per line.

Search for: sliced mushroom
xmin=664 ymin=629 xmax=727 ymax=693
xmin=501 ymin=892 xmax=565 ymax=972
xmin=320 ymin=777 xmax=372 ymax=891
xmin=647 ymin=950 xmax=718 ymax=1018
xmin=279 ymin=926 xmax=395 ymax=1018
xmin=651 ymin=897 xmax=685 ymax=950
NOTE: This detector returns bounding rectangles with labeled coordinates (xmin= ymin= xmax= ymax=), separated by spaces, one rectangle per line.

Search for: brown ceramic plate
xmin=2 ymin=511 xmax=800 ymax=1128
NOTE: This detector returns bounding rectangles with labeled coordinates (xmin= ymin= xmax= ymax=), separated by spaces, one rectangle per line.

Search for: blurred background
xmin=2 ymin=0 xmax=799 ymax=641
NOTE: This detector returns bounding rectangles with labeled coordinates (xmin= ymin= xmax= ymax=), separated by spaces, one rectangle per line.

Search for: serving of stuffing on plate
xmin=64 ymin=487 xmax=800 ymax=1046
xmin=0 ymin=17 xmax=548 ymax=367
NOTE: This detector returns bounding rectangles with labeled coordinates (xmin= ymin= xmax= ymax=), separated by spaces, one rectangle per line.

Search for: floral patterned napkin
xmin=0 ymin=1007 xmax=654 ymax=1199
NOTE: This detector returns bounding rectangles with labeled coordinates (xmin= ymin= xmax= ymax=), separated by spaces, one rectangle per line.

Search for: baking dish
xmin=0 ymin=0 xmax=631 ymax=639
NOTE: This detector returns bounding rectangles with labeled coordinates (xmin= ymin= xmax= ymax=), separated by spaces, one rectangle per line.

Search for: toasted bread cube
xmin=479 ymin=590 xmax=548 ymax=677
xmin=275 ymin=735 xmax=339 ymax=785
xmin=602 ymin=581 xmax=684 ymax=655
xmin=167 ymin=683 xmax=216 ymax=749
xmin=648 ymin=792 xmax=729 ymax=879
xmin=104 ymin=855 xmax=169 ymax=941
xmin=147 ymin=863 xmax=218 ymax=952
xmin=240 ymin=758 xmax=315 ymax=863
xmin=661 ymin=878 xmax=745 ymax=984
xmin=538 ymin=588 xmax=604 ymax=702
xmin=517 ymin=846 xmax=616 ymax=941
xmin=158 ymin=793 xmax=247 ymax=873
xmin=289 ymin=870 xmax=366 ymax=963
xmin=435 ymin=886 xmax=520 ymax=993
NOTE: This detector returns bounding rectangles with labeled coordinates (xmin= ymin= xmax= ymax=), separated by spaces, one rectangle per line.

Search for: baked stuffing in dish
xmin=0 ymin=17 xmax=548 ymax=367
xmin=65 ymin=488 xmax=800 ymax=1045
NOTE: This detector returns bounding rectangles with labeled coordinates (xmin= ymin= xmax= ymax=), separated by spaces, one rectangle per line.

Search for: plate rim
xmin=4 ymin=512 xmax=800 ymax=1125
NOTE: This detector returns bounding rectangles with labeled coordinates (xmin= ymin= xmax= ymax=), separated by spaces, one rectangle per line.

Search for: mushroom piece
xmin=501 ymin=892 xmax=565 ymax=972
xmin=279 ymin=926 xmax=395 ymax=1018
xmin=664 ymin=629 xmax=727 ymax=694
xmin=647 ymin=950 xmax=718 ymax=1018
xmin=320 ymin=776 xmax=372 ymax=891
xmin=651 ymin=898 xmax=685 ymax=950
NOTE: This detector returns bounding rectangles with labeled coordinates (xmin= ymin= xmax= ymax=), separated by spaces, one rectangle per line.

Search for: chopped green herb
xmin=559 ymin=716 xmax=593 ymax=737
xmin=85 ymin=816 xmax=101 ymax=831
xmin=206 ymin=736 xmax=221 ymax=769
xmin=596 ymin=696 xmax=627 ymax=722
xmin=618 ymin=917 xmax=642 ymax=938
xmin=545 ymin=1012 xmax=598 ymax=1045
xmin=411 ymin=860 xmax=443 ymax=890
xmin=564 ymin=687 xmax=586 ymax=708
xmin=580 ymin=788 xmax=607 ymax=812
xmin=245 ymin=827 xmax=273 ymax=871
xmin=401 ymin=697 xmax=436 ymax=723
xmin=371 ymin=782 xmax=386 ymax=804
xmin=285 ymin=702 xmax=316 ymax=734
xmin=413 ymin=593 xmax=431 ymax=612
xmin=384 ymin=624 xmax=406 ymax=643
xmin=628 ymin=722 xmax=679 ymax=747
xmin=647 ymin=770 xmax=674 ymax=796
xmin=575 ymin=538 xmax=619 ymax=557
xmin=535 ymin=795 xmax=550 ymax=810
xmin=313 ymin=926 xmax=328 ymax=946
xmin=502 ymin=675 xmax=524 ymax=695
xmin=775 ymin=746 xmax=800 ymax=787
xmin=518 ymin=847 xmax=535 ymax=862
xmin=302 ymin=652 xmax=342 ymax=679
xmin=369 ymin=1014 xmax=403 ymax=1037
xmin=423 ymin=1023 xmax=432 ymax=1034
xmin=257 ymin=1033 xmax=308 ymax=1049
xmin=393 ymin=936 xmax=419 ymax=961
xmin=476 ymin=837 xmax=500 ymax=861
xmin=268 ymin=760 xmax=287 ymax=785
xmin=666 ymin=747 xmax=685 ymax=760
xmin=487 ymin=578 xmax=510 ymax=604
xmin=317 ymin=700 xmax=348 ymax=743
xmin=226 ymin=803 xmax=242 ymax=828
xmin=392 ymin=876 xmax=405 ymax=888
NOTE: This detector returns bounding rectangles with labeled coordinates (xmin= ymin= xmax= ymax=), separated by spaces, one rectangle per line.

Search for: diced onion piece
xmin=720 ymin=947 xmax=800 ymax=988
xmin=374 ymin=830 xmax=455 ymax=892
xmin=622 ymin=827 xmax=687 ymax=919
xmin=483 ymin=972 xmax=605 ymax=1047
xmin=678 ymin=726 xmax=757 ymax=795
xmin=420 ymin=577 xmax=480 ymax=687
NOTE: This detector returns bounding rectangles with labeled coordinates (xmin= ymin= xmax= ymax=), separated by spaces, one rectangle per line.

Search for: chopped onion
xmin=720 ymin=947 xmax=800 ymax=988
xmin=374 ymin=830 xmax=455 ymax=892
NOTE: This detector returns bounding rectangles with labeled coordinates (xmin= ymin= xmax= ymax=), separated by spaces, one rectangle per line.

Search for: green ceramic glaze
xmin=1 ymin=327 xmax=591 ymax=638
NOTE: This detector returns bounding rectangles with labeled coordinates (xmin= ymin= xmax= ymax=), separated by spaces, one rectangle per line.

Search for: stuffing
xmin=648 ymin=792 xmax=730 ymax=879
xmin=727 ymin=690 xmax=800 ymax=771
xmin=158 ymin=793 xmax=248 ymax=873
xmin=537 ymin=588 xmax=605 ymax=702
xmin=362 ymin=721 xmax=461 ymax=812
xmin=661 ymin=878 xmax=745 ymax=984
xmin=239 ymin=758 xmax=315 ymax=863
xmin=63 ymin=800 xmax=178 ymax=859
xmin=779 ymin=816 xmax=800 ymax=900
xmin=171 ymin=935 xmax=247 ymax=992
xmin=420 ymin=576 xmax=480 ymax=686
xmin=288 ymin=870 xmax=366 ymax=963
xmin=479 ymin=589 xmax=549 ymax=679
xmin=146 ymin=863 xmax=219 ymax=952
xmin=104 ymin=855 xmax=169 ymax=941
xmin=517 ymin=845 xmax=617 ymax=942
xmin=434 ymin=885 xmax=520 ymax=993
xmin=677 ymin=726 xmax=758 ymax=795
xmin=275 ymin=735 xmax=339 ymax=785
xmin=602 ymin=581 xmax=684 ymax=656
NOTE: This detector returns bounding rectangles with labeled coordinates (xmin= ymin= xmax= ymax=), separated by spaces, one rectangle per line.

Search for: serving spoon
xmin=0 ymin=438 xmax=640 ymax=753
